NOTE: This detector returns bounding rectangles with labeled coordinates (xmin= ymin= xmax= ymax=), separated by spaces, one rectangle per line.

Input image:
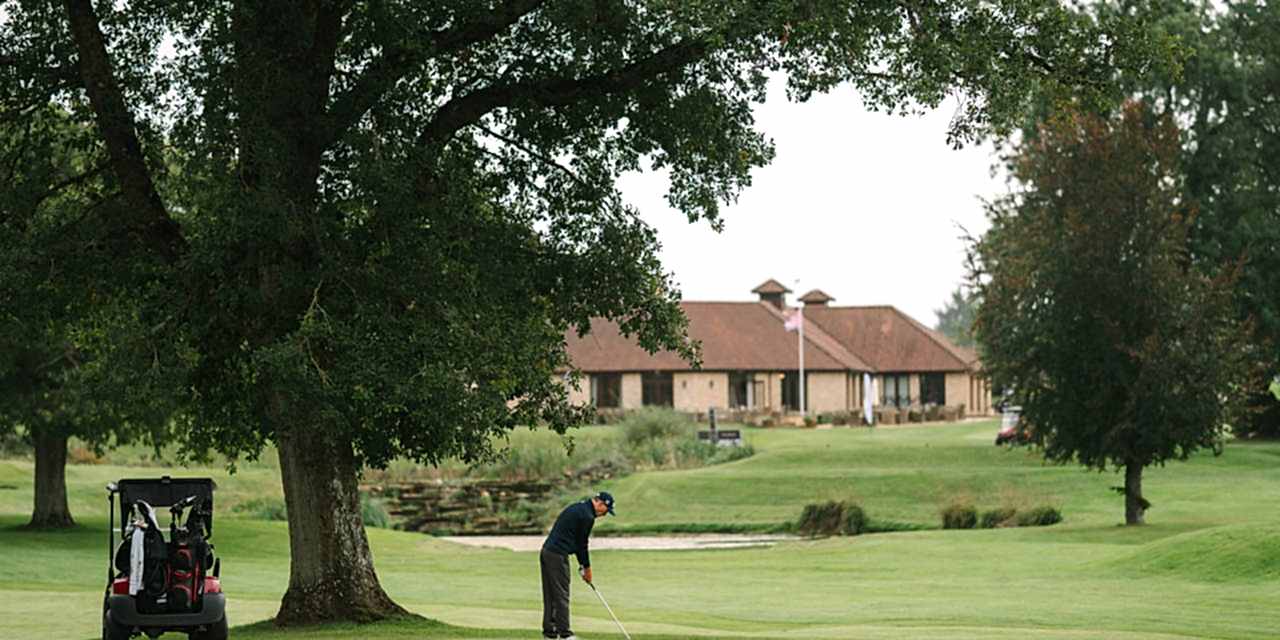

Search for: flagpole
xmin=798 ymin=305 xmax=805 ymax=416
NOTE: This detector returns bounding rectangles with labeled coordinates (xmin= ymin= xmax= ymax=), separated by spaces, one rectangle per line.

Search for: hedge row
xmin=942 ymin=503 xmax=1062 ymax=529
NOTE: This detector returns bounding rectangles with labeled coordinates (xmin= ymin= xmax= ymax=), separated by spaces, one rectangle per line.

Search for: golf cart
xmin=104 ymin=477 xmax=227 ymax=640
xmin=994 ymin=405 xmax=1031 ymax=445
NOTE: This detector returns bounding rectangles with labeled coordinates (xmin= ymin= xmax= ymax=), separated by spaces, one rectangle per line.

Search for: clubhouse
xmin=563 ymin=279 xmax=992 ymax=420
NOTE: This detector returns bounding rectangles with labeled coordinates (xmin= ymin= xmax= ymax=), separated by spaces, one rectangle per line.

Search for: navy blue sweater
xmin=542 ymin=500 xmax=596 ymax=568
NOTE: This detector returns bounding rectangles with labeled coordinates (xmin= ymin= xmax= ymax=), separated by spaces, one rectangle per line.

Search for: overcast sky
xmin=618 ymin=78 xmax=1008 ymax=327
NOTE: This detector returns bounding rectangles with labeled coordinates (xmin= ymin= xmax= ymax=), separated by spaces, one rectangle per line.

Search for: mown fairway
xmin=2 ymin=419 xmax=1277 ymax=639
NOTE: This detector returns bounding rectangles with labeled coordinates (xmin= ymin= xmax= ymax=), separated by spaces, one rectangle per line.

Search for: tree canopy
xmin=1090 ymin=0 xmax=1280 ymax=436
xmin=934 ymin=285 xmax=978 ymax=348
xmin=2 ymin=0 xmax=1169 ymax=624
xmin=970 ymin=101 xmax=1258 ymax=525
xmin=0 ymin=105 xmax=175 ymax=528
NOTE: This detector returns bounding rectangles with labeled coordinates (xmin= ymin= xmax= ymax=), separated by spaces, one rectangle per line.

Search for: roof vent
xmin=751 ymin=278 xmax=791 ymax=309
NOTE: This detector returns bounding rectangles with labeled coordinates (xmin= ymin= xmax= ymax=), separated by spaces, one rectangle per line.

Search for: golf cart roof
xmin=113 ymin=476 xmax=216 ymax=518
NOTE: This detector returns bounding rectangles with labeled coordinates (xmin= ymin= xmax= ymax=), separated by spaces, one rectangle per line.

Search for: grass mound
xmin=1110 ymin=523 xmax=1280 ymax=583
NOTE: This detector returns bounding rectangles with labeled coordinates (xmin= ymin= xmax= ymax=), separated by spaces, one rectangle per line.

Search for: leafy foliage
xmin=0 ymin=104 xmax=179 ymax=527
xmin=970 ymin=102 xmax=1259 ymax=523
xmin=1093 ymin=0 xmax=1280 ymax=437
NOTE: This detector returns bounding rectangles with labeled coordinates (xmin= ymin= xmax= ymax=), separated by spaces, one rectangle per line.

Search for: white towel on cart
xmin=128 ymin=525 xmax=145 ymax=595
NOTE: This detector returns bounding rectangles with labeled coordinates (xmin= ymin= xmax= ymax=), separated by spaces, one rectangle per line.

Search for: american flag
xmin=784 ymin=309 xmax=803 ymax=332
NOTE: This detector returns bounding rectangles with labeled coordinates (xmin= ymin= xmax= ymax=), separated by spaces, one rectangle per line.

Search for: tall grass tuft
xmin=980 ymin=507 xmax=1017 ymax=529
xmin=941 ymin=501 xmax=978 ymax=529
xmin=1015 ymin=506 xmax=1062 ymax=527
xmin=797 ymin=500 xmax=867 ymax=536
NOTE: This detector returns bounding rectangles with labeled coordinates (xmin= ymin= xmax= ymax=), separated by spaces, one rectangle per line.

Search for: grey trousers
xmin=540 ymin=547 xmax=572 ymax=638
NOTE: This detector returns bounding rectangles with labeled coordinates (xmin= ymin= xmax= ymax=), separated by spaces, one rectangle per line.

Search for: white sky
xmin=618 ymin=79 xmax=1007 ymax=327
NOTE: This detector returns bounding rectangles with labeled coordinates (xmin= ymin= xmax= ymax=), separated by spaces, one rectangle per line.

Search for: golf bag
xmin=112 ymin=497 xmax=216 ymax=614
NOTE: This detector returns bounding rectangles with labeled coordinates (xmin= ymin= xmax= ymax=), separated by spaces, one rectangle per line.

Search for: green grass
xmin=2 ymin=419 xmax=1278 ymax=639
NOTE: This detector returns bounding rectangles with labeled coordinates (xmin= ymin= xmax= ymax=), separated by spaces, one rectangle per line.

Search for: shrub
xmin=637 ymin=438 xmax=672 ymax=467
xmin=361 ymin=493 xmax=391 ymax=528
xmin=476 ymin=441 xmax=566 ymax=481
xmin=68 ymin=445 xmax=105 ymax=465
xmin=980 ymin=507 xmax=1018 ymax=529
xmin=820 ymin=411 xmax=859 ymax=426
xmin=941 ymin=503 xmax=977 ymax=529
xmin=621 ymin=408 xmax=693 ymax=445
xmin=672 ymin=438 xmax=716 ymax=466
xmin=797 ymin=500 xmax=866 ymax=536
xmin=708 ymin=442 xmax=755 ymax=465
xmin=1015 ymin=506 xmax=1062 ymax=527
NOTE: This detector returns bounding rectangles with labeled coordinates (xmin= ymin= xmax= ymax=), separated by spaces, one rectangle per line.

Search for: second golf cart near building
xmin=995 ymin=405 xmax=1030 ymax=445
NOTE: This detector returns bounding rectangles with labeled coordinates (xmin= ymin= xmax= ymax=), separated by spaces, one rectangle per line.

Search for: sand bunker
xmin=442 ymin=534 xmax=793 ymax=552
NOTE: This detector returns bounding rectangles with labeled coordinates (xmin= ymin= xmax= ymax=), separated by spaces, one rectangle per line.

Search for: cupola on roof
xmin=751 ymin=278 xmax=791 ymax=294
xmin=799 ymin=289 xmax=834 ymax=305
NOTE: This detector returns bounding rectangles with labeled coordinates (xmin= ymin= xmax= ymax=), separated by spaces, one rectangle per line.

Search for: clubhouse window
xmin=782 ymin=371 xmax=809 ymax=411
xmin=728 ymin=371 xmax=757 ymax=408
xmin=920 ymin=373 xmax=946 ymax=406
xmin=881 ymin=373 xmax=910 ymax=408
xmin=641 ymin=372 xmax=673 ymax=407
xmin=591 ymin=373 xmax=622 ymax=408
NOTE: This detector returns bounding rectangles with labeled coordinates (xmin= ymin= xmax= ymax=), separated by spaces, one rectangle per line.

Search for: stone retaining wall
xmin=364 ymin=480 xmax=553 ymax=535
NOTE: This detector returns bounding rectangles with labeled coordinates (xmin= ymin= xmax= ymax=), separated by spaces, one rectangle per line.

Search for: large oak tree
xmin=0 ymin=105 xmax=174 ymax=529
xmin=3 ymin=0 xmax=1164 ymax=625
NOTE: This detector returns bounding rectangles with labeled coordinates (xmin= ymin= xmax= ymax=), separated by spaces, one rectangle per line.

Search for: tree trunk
xmin=28 ymin=428 xmax=74 ymax=529
xmin=273 ymin=422 xmax=409 ymax=625
xmin=1124 ymin=460 xmax=1146 ymax=525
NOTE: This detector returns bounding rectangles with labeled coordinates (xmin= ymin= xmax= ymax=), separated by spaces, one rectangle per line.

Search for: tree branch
xmin=324 ymin=0 xmax=546 ymax=146
xmin=62 ymin=0 xmax=184 ymax=261
xmin=1023 ymin=50 xmax=1057 ymax=75
xmin=418 ymin=39 xmax=707 ymax=152
xmin=475 ymin=123 xmax=592 ymax=191
xmin=32 ymin=162 xmax=109 ymax=211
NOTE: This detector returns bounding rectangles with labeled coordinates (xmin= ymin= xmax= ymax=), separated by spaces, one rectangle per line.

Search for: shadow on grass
xmin=0 ymin=514 xmax=99 ymax=542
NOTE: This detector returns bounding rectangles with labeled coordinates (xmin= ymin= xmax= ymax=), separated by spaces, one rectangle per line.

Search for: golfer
xmin=540 ymin=491 xmax=615 ymax=639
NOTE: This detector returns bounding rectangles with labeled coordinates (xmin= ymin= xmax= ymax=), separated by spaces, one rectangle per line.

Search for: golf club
xmin=582 ymin=571 xmax=631 ymax=640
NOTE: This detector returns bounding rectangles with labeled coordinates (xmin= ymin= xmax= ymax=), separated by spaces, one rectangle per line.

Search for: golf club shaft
xmin=588 ymin=583 xmax=631 ymax=640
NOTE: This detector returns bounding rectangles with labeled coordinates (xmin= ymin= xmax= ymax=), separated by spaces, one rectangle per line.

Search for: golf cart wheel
xmin=190 ymin=615 xmax=228 ymax=640
xmin=102 ymin=613 xmax=131 ymax=640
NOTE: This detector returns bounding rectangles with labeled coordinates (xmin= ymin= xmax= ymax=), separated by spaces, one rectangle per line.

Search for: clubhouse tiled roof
xmin=564 ymin=301 xmax=871 ymax=372
xmin=802 ymin=306 xmax=975 ymax=372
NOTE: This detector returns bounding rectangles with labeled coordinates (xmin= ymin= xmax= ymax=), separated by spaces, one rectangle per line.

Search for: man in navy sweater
xmin=540 ymin=491 xmax=615 ymax=639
